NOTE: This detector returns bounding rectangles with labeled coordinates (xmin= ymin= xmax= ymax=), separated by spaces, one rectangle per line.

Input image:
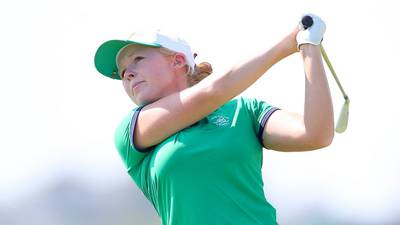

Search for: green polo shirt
xmin=115 ymin=97 xmax=280 ymax=225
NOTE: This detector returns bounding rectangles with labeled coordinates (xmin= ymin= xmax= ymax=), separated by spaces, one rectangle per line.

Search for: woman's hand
xmin=281 ymin=14 xmax=327 ymax=56
xmin=276 ymin=26 xmax=301 ymax=59
xmin=288 ymin=26 xmax=301 ymax=53
xmin=296 ymin=14 xmax=326 ymax=50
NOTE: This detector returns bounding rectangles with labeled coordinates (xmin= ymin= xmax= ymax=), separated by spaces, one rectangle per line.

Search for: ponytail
xmin=158 ymin=47 xmax=212 ymax=86
xmin=187 ymin=62 xmax=213 ymax=86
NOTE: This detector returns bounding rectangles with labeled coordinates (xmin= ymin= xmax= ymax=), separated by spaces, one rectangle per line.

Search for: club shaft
xmin=320 ymin=45 xmax=349 ymax=101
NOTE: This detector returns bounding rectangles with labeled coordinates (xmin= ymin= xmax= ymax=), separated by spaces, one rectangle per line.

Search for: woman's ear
xmin=171 ymin=53 xmax=186 ymax=70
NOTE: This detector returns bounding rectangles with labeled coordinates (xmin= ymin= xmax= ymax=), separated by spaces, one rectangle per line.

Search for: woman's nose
xmin=124 ymin=64 xmax=137 ymax=79
xmin=125 ymin=70 xmax=135 ymax=79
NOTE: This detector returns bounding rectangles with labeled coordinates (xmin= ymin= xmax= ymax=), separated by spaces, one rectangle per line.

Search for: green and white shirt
xmin=115 ymin=97 xmax=280 ymax=225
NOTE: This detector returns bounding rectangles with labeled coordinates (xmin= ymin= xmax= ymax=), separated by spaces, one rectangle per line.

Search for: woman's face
xmin=117 ymin=45 xmax=179 ymax=106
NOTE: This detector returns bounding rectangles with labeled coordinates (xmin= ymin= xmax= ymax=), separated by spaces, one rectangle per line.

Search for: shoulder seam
xmin=257 ymin=107 xmax=280 ymax=147
xmin=129 ymin=106 xmax=152 ymax=153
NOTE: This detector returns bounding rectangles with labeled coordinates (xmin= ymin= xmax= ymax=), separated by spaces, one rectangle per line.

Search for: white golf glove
xmin=296 ymin=13 xmax=326 ymax=50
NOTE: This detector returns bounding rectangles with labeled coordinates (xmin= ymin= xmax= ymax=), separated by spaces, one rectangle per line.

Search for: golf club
xmin=301 ymin=15 xmax=350 ymax=133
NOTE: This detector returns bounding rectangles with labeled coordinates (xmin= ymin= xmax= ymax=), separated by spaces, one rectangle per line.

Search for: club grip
xmin=301 ymin=15 xmax=313 ymax=29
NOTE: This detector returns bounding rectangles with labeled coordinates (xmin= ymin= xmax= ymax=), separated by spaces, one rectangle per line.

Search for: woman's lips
xmin=132 ymin=81 xmax=145 ymax=91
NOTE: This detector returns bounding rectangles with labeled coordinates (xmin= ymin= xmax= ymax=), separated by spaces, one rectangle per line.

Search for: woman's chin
xmin=132 ymin=96 xmax=152 ymax=106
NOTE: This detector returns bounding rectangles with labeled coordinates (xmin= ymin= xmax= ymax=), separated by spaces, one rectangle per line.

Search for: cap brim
xmin=94 ymin=40 xmax=160 ymax=80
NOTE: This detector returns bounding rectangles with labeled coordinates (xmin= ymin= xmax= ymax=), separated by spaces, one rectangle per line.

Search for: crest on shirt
xmin=209 ymin=114 xmax=230 ymax=127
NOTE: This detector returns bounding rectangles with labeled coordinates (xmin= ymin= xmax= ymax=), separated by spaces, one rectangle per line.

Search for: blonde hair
xmin=187 ymin=62 xmax=213 ymax=86
xmin=158 ymin=47 xmax=213 ymax=86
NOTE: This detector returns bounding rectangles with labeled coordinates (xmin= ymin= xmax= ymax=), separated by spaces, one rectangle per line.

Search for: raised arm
xmin=262 ymin=44 xmax=334 ymax=151
xmin=135 ymin=31 xmax=298 ymax=149
xmin=262 ymin=14 xmax=334 ymax=151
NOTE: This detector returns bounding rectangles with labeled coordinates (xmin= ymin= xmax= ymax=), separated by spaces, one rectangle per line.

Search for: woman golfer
xmin=94 ymin=14 xmax=333 ymax=225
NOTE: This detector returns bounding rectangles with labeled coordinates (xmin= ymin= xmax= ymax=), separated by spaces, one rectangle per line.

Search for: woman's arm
xmin=211 ymin=32 xmax=298 ymax=104
xmin=134 ymin=31 xmax=299 ymax=149
xmin=262 ymin=44 xmax=334 ymax=151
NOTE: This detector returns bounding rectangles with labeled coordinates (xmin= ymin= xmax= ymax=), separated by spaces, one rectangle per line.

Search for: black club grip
xmin=301 ymin=15 xmax=314 ymax=29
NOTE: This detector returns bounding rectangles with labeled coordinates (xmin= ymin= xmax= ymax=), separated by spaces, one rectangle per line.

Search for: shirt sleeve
xmin=114 ymin=106 xmax=153 ymax=172
xmin=241 ymin=97 xmax=280 ymax=148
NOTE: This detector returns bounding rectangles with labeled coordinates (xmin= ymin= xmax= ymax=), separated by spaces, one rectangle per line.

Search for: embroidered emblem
xmin=209 ymin=114 xmax=230 ymax=127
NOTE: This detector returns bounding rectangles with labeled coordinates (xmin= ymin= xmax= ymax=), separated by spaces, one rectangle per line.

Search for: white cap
xmin=94 ymin=29 xmax=196 ymax=80
xmin=124 ymin=29 xmax=195 ymax=71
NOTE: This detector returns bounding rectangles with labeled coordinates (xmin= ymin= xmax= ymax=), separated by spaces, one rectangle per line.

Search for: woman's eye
xmin=118 ymin=56 xmax=144 ymax=78
xmin=134 ymin=56 xmax=144 ymax=63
